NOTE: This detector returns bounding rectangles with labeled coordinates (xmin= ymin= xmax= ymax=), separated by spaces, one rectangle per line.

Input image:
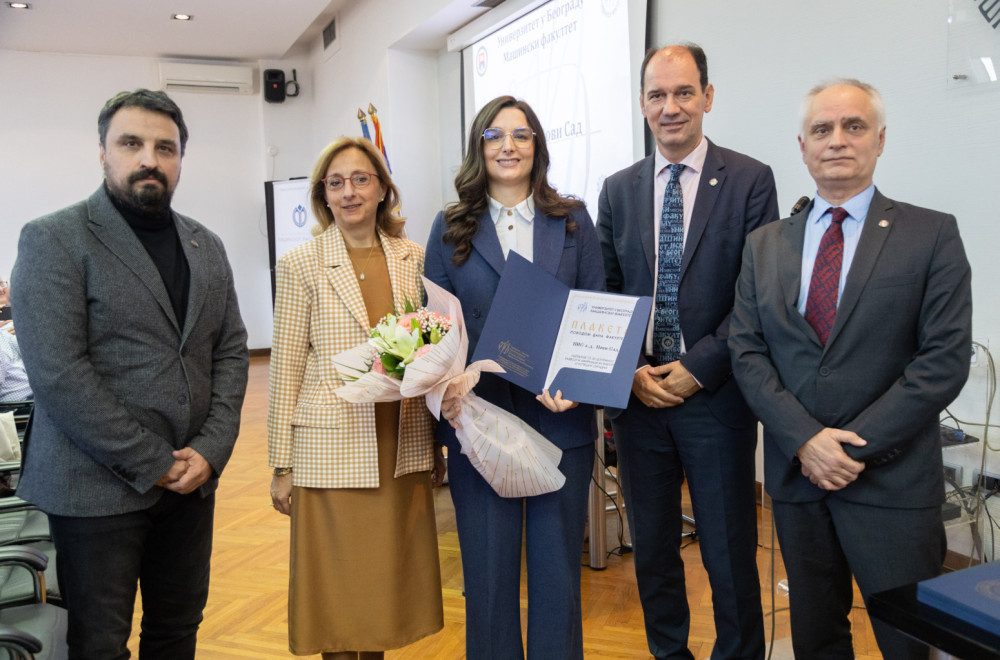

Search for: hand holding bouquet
xmin=332 ymin=278 xmax=566 ymax=498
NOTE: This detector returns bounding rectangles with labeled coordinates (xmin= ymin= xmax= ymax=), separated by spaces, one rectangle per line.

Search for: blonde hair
xmin=308 ymin=137 xmax=405 ymax=237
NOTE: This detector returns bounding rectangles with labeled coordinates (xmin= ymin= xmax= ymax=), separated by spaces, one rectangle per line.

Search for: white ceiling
xmin=0 ymin=0 xmax=348 ymax=61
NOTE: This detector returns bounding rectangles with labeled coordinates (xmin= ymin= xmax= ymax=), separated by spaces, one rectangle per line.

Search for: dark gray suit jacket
xmin=729 ymin=190 xmax=972 ymax=507
xmin=11 ymin=186 xmax=249 ymax=516
xmin=597 ymin=139 xmax=779 ymax=425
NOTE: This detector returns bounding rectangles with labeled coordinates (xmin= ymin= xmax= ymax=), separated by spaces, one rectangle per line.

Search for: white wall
xmin=0 ymin=51 xmax=148 ymax=252
xmin=307 ymin=0 xmax=463 ymax=248
xmin=650 ymin=0 xmax=1000 ymax=343
xmin=0 ymin=0 xmax=643 ymax=351
xmin=386 ymin=48 xmax=445 ymax=248
xmin=3 ymin=3 xmax=998 ymax=506
xmin=649 ymin=0 xmax=1000 ymax=556
xmin=260 ymin=53 xmax=318 ymax=182
xmin=0 ymin=49 xmax=319 ymax=350
xmin=436 ymin=48 xmax=464 ymax=214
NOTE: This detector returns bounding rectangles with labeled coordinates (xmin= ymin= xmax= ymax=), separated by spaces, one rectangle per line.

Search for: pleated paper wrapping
xmin=332 ymin=277 xmax=565 ymax=497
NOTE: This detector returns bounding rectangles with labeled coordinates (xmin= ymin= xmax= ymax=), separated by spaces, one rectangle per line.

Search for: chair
xmin=0 ymin=492 xmax=58 ymax=608
xmin=0 ymin=407 xmax=59 ymax=607
xmin=0 ymin=405 xmax=67 ymax=659
xmin=0 ymin=623 xmax=47 ymax=660
xmin=0 ymin=401 xmax=31 ymax=432
xmin=0 ymin=545 xmax=67 ymax=659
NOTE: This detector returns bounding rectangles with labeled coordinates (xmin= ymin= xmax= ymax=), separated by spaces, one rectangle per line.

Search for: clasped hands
xmin=632 ymin=360 xmax=701 ymax=408
xmin=155 ymin=447 xmax=213 ymax=495
xmin=796 ymin=428 xmax=867 ymax=491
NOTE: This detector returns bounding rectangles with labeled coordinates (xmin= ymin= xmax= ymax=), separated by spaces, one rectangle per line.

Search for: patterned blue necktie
xmin=653 ymin=163 xmax=685 ymax=365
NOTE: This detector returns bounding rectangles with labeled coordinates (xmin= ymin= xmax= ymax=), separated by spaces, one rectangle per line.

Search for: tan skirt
xmin=287 ymin=403 xmax=443 ymax=655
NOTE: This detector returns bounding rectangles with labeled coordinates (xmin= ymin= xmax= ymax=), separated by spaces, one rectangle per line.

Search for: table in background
xmin=868 ymin=582 xmax=1000 ymax=660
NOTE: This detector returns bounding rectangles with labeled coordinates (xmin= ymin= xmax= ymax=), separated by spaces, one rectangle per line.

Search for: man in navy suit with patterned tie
xmin=730 ymin=79 xmax=972 ymax=658
xmin=597 ymin=44 xmax=779 ymax=659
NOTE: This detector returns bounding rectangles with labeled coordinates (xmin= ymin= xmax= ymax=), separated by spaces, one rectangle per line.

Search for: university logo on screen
xmin=477 ymin=46 xmax=488 ymax=76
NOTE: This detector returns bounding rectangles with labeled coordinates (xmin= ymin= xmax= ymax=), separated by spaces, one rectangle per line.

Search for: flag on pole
xmin=357 ymin=108 xmax=372 ymax=142
xmin=368 ymin=103 xmax=391 ymax=173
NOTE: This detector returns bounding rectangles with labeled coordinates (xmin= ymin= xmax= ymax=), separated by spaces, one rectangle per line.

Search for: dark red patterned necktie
xmin=804 ymin=207 xmax=848 ymax=345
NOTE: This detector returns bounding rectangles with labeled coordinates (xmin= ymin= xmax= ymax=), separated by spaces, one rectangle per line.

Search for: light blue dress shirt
xmin=797 ymin=185 xmax=876 ymax=316
xmin=0 ymin=330 xmax=32 ymax=402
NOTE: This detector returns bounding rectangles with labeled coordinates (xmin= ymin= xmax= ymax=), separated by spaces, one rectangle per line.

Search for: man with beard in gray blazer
xmin=12 ymin=89 xmax=249 ymax=660
xmin=730 ymin=79 xmax=972 ymax=658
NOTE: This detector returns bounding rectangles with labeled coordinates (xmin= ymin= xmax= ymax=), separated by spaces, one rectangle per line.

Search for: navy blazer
xmin=424 ymin=205 xmax=605 ymax=451
xmin=596 ymin=139 xmax=779 ymax=426
xmin=730 ymin=191 xmax=972 ymax=507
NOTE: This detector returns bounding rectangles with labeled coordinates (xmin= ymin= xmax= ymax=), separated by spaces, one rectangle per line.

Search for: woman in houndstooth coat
xmin=268 ymin=137 xmax=444 ymax=659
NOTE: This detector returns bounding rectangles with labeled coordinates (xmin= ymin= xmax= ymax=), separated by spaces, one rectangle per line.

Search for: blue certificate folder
xmin=471 ymin=252 xmax=653 ymax=409
xmin=916 ymin=562 xmax=1000 ymax=636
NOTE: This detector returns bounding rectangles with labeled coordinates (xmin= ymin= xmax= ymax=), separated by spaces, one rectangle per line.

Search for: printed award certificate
xmin=471 ymin=252 xmax=652 ymax=408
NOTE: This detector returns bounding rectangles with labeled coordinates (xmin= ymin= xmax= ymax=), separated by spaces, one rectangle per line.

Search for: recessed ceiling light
xmin=171 ymin=13 xmax=193 ymax=21
xmin=8 ymin=2 xmax=32 ymax=9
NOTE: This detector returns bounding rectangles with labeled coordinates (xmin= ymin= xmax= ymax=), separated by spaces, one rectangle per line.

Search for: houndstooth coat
xmin=267 ymin=225 xmax=435 ymax=488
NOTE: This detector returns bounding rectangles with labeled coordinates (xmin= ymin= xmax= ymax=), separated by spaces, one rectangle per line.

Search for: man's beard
xmin=106 ymin=166 xmax=174 ymax=216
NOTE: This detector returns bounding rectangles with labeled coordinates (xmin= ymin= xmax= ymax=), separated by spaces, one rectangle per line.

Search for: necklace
xmin=355 ymin=239 xmax=379 ymax=281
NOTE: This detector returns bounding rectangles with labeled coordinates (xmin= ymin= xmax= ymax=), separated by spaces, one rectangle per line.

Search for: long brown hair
xmin=308 ymin=137 xmax=405 ymax=238
xmin=442 ymin=95 xmax=581 ymax=266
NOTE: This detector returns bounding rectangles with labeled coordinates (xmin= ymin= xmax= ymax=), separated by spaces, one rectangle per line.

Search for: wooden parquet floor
xmin=126 ymin=356 xmax=883 ymax=658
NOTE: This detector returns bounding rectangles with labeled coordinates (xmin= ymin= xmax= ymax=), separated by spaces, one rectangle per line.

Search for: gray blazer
xmin=11 ymin=186 xmax=249 ymax=516
xmin=729 ymin=190 xmax=972 ymax=507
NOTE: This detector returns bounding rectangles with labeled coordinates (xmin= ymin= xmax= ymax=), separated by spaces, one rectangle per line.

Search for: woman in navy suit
xmin=424 ymin=95 xmax=605 ymax=659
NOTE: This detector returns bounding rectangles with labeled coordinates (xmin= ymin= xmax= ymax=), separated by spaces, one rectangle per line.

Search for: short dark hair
xmin=98 ymin=89 xmax=189 ymax=155
xmin=640 ymin=43 xmax=709 ymax=92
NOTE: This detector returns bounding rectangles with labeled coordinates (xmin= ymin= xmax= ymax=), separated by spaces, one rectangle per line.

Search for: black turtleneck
xmin=106 ymin=183 xmax=190 ymax=328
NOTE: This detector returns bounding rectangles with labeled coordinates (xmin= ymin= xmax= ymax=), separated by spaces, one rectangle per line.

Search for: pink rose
xmin=396 ymin=312 xmax=419 ymax=330
xmin=413 ymin=344 xmax=433 ymax=360
xmin=372 ymin=360 xmax=387 ymax=375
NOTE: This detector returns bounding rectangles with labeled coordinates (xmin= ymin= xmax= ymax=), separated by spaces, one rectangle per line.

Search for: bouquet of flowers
xmin=330 ymin=302 xmax=449 ymax=403
xmin=368 ymin=306 xmax=452 ymax=379
xmin=331 ymin=278 xmax=565 ymax=498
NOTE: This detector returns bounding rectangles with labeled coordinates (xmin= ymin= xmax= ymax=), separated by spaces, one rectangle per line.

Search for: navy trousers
xmin=48 ymin=490 xmax=215 ymax=660
xmin=447 ymin=441 xmax=594 ymax=660
xmin=612 ymin=390 xmax=764 ymax=660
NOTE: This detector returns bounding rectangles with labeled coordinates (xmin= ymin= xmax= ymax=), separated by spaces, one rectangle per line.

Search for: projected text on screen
xmin=467 ymin=0 xmax=634 ymax=215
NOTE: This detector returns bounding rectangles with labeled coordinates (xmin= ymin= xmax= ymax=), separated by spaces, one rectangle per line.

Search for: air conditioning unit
xmin=158 ymin=62 xmax=254 ymax=95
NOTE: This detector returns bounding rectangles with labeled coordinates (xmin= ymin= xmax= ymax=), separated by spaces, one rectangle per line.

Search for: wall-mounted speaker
xmin=264 ymin=69 xmax=285 ymax=103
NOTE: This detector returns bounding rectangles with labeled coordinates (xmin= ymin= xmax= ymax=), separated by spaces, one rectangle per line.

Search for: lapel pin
xmin=878 ymin=219 xmax=889 ymax=228
xmin=190 ymin=239 xmax=199 ymax=247
xmin=709 ymin=178 xmax=718 ymax=186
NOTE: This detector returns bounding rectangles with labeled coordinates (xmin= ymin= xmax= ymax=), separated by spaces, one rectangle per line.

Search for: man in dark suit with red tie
xmin=597 ymin=44 xmax=779 ymax=659
xmin=729 ymin=79 xmax=972 ymax=658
